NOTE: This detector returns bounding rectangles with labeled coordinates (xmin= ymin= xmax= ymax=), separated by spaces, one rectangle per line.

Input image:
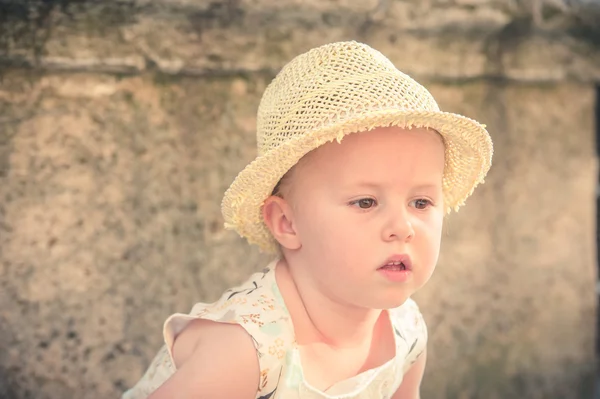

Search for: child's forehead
xmin=289 ymin=127 xmax=445 ymax=182
xmin=304 ymin=127 xmax=443 ymax=164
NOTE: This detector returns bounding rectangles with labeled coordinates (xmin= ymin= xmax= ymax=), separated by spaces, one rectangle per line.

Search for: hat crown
xmin=256 ymin=41 xmax=440 ymax=156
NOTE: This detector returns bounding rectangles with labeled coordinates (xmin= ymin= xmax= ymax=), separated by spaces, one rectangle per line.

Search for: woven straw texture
xmin=221 ymin=41 xmax=493 ymax=253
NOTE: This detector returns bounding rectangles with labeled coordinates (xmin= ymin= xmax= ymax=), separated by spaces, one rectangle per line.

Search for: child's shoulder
xmin=171 ymin=262 xmax=291 ymax=394
xmin=389 ymin=298 xmax=428 ymax=372
xmin=166 ymin=261 xmax=286 ymax=337
xmin=389 ymin=297 xmax=427 ymax=335
xmin=191 ymin=262 xmax=283 ymax=323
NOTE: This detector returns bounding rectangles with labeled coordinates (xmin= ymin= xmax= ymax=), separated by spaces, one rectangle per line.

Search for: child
xmin=122 ymin=41 xmax=493 ymax=399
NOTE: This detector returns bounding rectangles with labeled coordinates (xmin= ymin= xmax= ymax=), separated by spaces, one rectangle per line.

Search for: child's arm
xmin=147 ymin=319 xmax=260 ymax=399
xmin=392 ymin=347 xmax=427 ymax=399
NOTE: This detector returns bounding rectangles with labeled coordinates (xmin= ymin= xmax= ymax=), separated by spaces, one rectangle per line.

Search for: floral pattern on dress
xmin=121 ymin=260 xmax=427 ymax=399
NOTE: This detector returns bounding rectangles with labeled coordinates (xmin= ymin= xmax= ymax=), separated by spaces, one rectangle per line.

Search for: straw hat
xmin=221 ymin=41 xmax=493 ymax=253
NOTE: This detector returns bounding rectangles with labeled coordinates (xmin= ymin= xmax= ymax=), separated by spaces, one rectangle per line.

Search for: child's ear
xmin=262 ymin=196 xmax=301 ymax=250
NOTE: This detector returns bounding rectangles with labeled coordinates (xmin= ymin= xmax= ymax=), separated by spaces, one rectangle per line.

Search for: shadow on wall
xmin=0 ymin=0 xmax=138 ymax=67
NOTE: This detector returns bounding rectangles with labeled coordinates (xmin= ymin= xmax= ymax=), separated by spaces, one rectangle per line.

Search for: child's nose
xmin=382 ymin=209 xmax=415 ymax=243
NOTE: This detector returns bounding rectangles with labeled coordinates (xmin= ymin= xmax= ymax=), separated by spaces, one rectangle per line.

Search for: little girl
xmin=122 ymin=41 xmax=493 ymax=399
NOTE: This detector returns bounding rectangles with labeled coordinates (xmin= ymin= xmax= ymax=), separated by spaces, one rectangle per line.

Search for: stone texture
xmin=415 ymin=82 xmax=597 ymax=398
xmin=0 ymin=72 xmax=273 ymax=398
xmin=1 ymin=0 xmax=599 ymax=80
xmin=0 ymin=1 xmax=598 ymax=398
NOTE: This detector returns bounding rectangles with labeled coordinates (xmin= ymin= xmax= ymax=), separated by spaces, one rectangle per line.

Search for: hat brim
xmin=221 ymin=108 xmax=493 ymax=253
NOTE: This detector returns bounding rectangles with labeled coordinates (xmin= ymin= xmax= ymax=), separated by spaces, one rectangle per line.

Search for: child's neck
xmin=276 ymin=258 xmax=384 ymax=349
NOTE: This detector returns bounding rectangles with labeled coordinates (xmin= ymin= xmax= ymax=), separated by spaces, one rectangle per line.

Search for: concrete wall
xmin=0 ymin=1 xmax=598 ymax=398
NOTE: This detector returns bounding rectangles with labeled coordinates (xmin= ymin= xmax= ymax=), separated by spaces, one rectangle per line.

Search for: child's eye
xmin=411 ymin=198 xmax=432 ymax=210
xmin=350 ymin=198 xmax=377 ymax=209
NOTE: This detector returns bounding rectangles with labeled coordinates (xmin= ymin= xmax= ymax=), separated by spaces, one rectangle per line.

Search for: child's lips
xmin=379 ymin=254 xmax=412 ymax=271
xmin=378 ymin=254 xmax=413 ymax=282
xmin=378 ymin=266 xmax=412 ymax=282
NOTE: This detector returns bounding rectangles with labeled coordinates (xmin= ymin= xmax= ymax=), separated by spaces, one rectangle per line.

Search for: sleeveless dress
xmin=122 ymin=259 xmax=427 ymax=399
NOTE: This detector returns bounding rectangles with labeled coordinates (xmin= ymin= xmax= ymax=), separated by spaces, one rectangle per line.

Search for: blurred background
xmin=0 ymin=0 xmax=599 ymax=398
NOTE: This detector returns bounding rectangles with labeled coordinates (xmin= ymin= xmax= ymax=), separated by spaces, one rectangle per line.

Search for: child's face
xmin=282 ymin=126 xmax=445 ymax=309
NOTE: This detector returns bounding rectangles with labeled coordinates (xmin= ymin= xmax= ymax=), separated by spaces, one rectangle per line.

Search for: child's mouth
xmin=379 ymin=254 xmax=412 ymax=271
xmin=379 ymin=262 xmax=408 ymax=271
xmin=378 ymin=255 xmax=413 ymax=282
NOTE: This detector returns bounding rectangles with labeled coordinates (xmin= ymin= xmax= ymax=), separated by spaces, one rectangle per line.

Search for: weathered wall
xmin=0 ymin=1 xmax=598 ymax=398
xmin=416 ymin=82 xmax=597 ymax=398
xmin=0 ymin=72 xmax=273 ymax=399
xmin=2 ymin=0 xmax=600 ymax=81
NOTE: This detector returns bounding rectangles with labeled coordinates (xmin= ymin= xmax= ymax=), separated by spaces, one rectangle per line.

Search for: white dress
xmin=122 ymin=259 xmax=427 ymax=399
